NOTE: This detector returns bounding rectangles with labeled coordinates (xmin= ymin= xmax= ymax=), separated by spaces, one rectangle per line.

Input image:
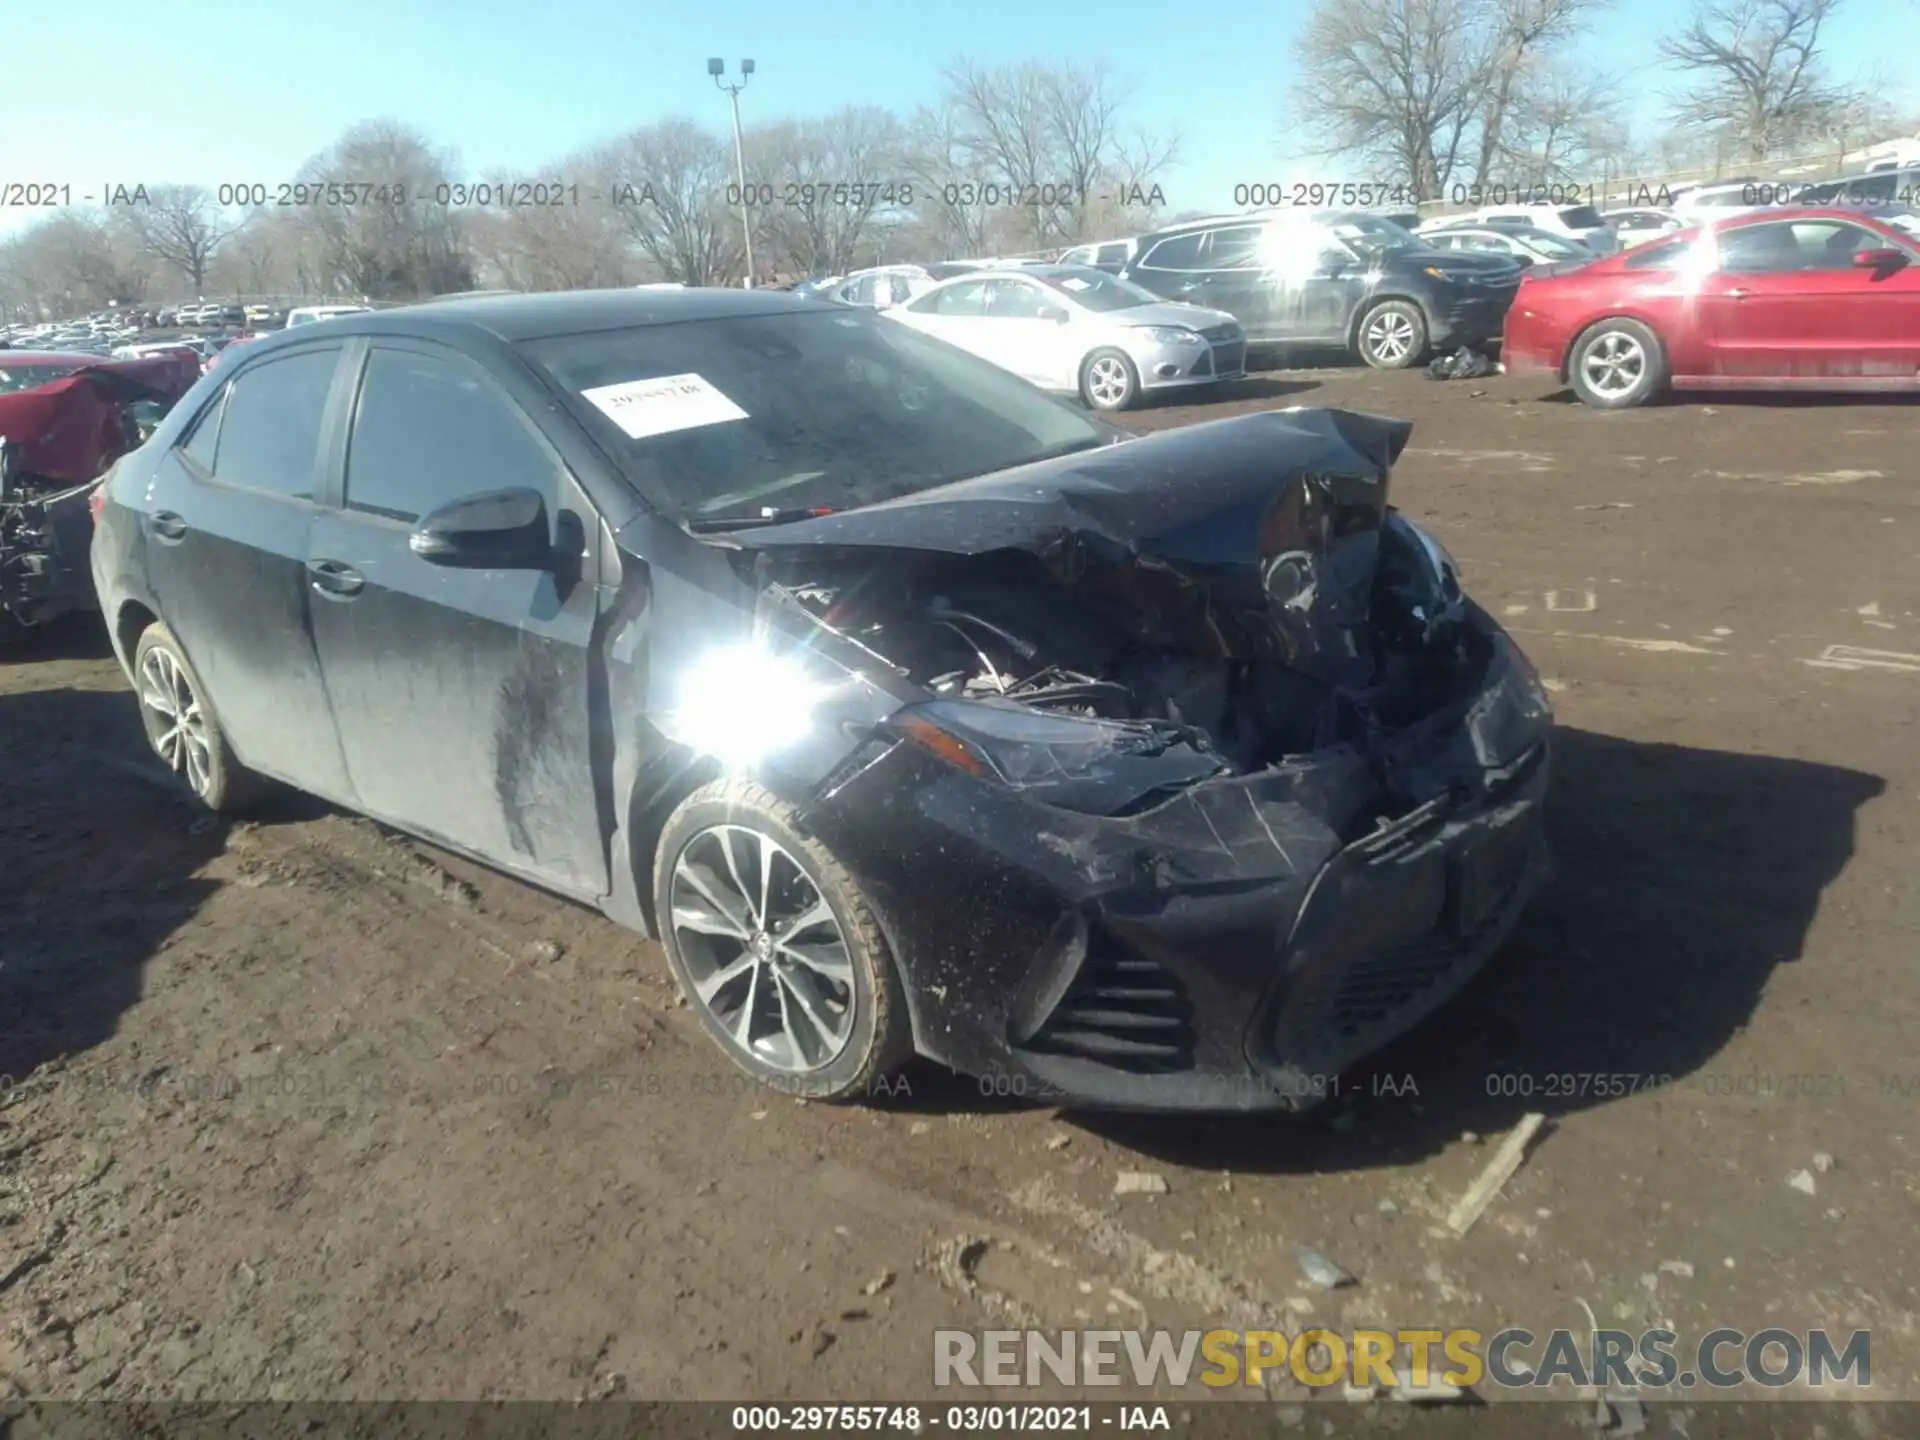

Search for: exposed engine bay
xmin=756 ymin=507 xmax=1475 ymax=777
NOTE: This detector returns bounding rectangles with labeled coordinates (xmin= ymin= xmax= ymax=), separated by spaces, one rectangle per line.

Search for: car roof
xmin=262 ymin=286 xmax=812 ymax=344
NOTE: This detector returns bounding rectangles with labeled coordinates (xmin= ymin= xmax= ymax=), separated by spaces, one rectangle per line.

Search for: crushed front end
xmin=0 ymin=364 xmax=193 ymax=635
xmin=711 ymin=408 xmax=1553 ymax=1111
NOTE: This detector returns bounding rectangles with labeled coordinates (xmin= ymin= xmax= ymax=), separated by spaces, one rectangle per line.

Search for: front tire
xmin=653 ymin=778 xmax=912 ymax=1101
xmin=1568 ymin=318 xmax=1666 ymax=409
xmin=1079 ymin=348 xmax=1141 ymax=411
xmin=132 ymin=622 xmax=269 ymax=813
xmin=1356 ymin=300 xmax=1428 ymax=369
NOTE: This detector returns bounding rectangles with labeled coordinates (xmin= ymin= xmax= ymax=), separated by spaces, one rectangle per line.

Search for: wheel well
xmin=114 ymin=600 xmax=158 ymax=668
xmin=1563 ymin=314 xmax=1661 ymax=382
xmin=626 ymin=749 xmax=722 ymax=937
xmin=1348 ymin=294 xmax=1425 ymax=350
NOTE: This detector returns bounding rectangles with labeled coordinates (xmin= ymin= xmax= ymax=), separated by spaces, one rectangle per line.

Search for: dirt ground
xmin=2 ymin=365 xmax=1917 ymax=1414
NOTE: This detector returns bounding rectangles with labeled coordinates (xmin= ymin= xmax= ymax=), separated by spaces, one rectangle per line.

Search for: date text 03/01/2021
xmin=729 ymin=1404 xmax=1173 ymax=1432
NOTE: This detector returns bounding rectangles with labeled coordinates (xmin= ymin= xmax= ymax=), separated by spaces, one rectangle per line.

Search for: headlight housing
xmin=890 ymin=700 xmax=1228 ymax=813
xmin=1130 ymin=325 xmax=1205 ymax=346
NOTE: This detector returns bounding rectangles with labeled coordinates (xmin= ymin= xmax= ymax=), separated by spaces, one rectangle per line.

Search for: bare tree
xmin=288 ymin=121 xmax=474 ymax=298
xmin=120 ymin=185 xmax=238 ymax=292
xmin=1292 ymin=0 xmax=1487 ymax=199
xmin=898 ymin=104 xmax=994 ymax=258
xmin=599 ymin=119 xmax=740 ymax=284
xmin=1473 ymin=0 xmax=1602 ymax=185
xmin=1504 ymin=66 xmax=1626 ymax=179
xmin=746 ymin=107 xmax=907 ymax=278
xmin=468 ymin=157 xmax=636 ymax=291
xmin=1659 ymin=0 xmax=1852 ymax=161
xmin=930 ymin=59 xmax=1178 ymax=250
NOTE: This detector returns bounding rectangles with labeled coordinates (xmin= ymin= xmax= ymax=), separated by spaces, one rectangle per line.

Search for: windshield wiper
xmin=686 ymin=505 xmax=838 ymax=533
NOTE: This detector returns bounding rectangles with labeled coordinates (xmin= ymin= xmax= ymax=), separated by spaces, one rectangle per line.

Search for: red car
xmin=1503 ymin=207 xmax=1920 ymax=408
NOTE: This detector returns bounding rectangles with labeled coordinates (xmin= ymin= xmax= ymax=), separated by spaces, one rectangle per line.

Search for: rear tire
xmin=653 ymin=777 xmax=913 ymax=1102
xmin=131 ymin=622 xmax=270 ymax=813
xmin=1356 ymin=300 xmax=1428 ymax=369
xmin=1567 ymin=317 xmax=1666 ymax=409
xmin=1079 ymin=348 xmax=1141 ymax=411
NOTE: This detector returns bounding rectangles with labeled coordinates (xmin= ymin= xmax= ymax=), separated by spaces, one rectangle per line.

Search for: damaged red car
xmin=0 ymin=350 xmax=200 ymax=640
xmin=90 ymin=292 xmax=1551 ymax=1110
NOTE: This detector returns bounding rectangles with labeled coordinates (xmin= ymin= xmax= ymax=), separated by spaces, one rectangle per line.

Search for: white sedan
xmin=882 ymin=264 xmax=1245 ymax=411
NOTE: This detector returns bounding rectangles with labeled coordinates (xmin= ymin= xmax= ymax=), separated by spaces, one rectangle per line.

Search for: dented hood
xmin=0 ymin=360 xmax=197 ymax=485
xmin=731 ymin=406 xmax=1417 ymax=689
xmin=715 ymin=406 xmax=1412 ymax=565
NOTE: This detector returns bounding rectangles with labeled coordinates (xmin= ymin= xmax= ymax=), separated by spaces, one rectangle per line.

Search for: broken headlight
xmin=1375 ymin=514 xmax=1466 ymax=649
xmin=890 ymin=699 xmax=1228 ymax=813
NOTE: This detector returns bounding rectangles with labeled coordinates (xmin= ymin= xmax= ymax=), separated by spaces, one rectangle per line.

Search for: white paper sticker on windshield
xmin=1059 ymin=276 xmax=1092 ymax=290
xmin=580 ymin=372 xmax=748 ymax=440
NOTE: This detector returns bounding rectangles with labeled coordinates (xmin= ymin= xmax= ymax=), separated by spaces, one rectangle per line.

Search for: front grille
xmin=1028 ymin=934 xmax=1195 ymax=1073
xmin=1211 ymin=341 xmax=1247 ymax=376
xmin=1273 ymin=836 xmax=1533 ymax=1059
xmin=1199 ymin=323 xmax=1243 ymax=342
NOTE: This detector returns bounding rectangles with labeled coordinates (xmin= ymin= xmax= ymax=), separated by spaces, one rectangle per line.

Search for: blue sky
xmin=4 ymin=0 xmax=1916 ymax=239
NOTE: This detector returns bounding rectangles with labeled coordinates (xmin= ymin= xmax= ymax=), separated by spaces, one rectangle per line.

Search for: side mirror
xmin=1038 ymin=305 xmax=1071 ymax=324
xmin=410 ymin=486 xmax=554 ymax=570
xmin=1853 ymin=248 xmax=1908 ymax=270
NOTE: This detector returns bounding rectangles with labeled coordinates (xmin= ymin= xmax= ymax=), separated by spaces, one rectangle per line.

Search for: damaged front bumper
xmin=797 ymin=612 xmax=1551 ymax=1113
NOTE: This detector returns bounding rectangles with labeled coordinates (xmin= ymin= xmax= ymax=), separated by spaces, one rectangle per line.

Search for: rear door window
xmin=1204 ymin=225 xmax=1265 ymax=269
xmin=345 ymin=346 xmax=558 ymax=523
xmin=207 ymin=347 xmax=341 ymax=500
xmin=1559 ymin=206 xmax=1605 ymax=228
xmin=921 ymin=279 xmax=990 ymax=316
xmin=1138 ymin=233 xmax=1204 ymax=271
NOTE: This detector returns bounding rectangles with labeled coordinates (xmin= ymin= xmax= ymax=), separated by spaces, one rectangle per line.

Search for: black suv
xmin=1120 ymin=210 xmax=1524 ymax=368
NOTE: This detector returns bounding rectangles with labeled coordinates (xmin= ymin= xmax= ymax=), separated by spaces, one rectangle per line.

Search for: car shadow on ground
xmin=0 ymin=686 xmax=326 ymax=1087
xmin=951 ymin=726 xmax=1881 ymax=1163
xmin=1154 ymin=376 xmax=1323 ymax=410
xmin=0 ymin=611 xmax=117 ymax=664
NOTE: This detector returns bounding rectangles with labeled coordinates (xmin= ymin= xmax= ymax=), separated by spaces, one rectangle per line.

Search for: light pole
xmin=709 ymin=57 xmax=756 ymax=288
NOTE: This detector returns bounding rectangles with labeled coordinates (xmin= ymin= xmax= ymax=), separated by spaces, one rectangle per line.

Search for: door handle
xmin=307 ymin=559 xmax=365 ymax=598
xmin=1726 ymin=287 xmax=1752 ymax=299
xmin=149 ymin=510 xmax=187 ymax=542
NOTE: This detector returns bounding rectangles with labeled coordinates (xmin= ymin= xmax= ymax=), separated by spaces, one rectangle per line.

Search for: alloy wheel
xmin=1581 ymin=331 xmax=1646 ymax=399
xmin=137 ymin=645 xmax=212 ymax=797
xmin=668 ymin=824 xmax=857 ymax=1073
xmin=1086 ymin=356 xmax=1131 ymax=407
xmin=1364 ymin=311 xmax=1416 ymax=364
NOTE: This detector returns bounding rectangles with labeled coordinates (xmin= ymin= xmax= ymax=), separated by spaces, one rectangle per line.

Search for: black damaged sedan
xmin=91 ymin=289 xmax=1551 ymax=1110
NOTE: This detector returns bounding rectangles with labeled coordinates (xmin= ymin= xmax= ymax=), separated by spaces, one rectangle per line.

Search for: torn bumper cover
xmin=712 ymin=406 xmax=1552 ymax=1111
xmin=799 ymin=615 xmax=1547 ymax=1111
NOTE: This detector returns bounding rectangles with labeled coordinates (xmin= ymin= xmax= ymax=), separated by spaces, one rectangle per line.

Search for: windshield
xmin=1327 ymin=215 xmax=1422 ymax=253
xmin=0 ymin=363 xmax=82 ymax=394
xmin=522 ymin=308 xmax=1106 ymax=522
xmin=1036 ymin=268 xmax=1158 ymax=312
